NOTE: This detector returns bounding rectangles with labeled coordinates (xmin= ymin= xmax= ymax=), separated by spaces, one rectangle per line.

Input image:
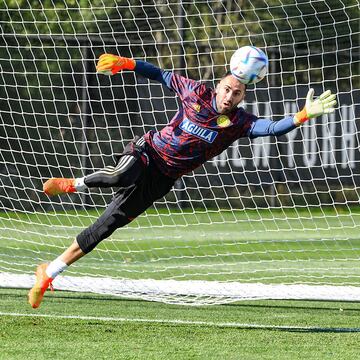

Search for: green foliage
xmin=1 ymin=0 xmax=357 ymax=78
xmin=1 ymin=0 xmax=357 ymax=85
xmin=0 ymin=0 xmax=357 ymax=204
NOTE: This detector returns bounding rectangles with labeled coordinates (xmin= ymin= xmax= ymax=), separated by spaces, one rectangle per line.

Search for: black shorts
xmin=76 ymin=137 xmax=175 ymax=253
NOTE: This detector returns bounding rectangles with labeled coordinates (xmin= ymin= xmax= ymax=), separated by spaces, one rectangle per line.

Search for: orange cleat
xmin=43 ymin=178 xmax=76 ymax=196
xmin=28 ymin=264 xmax=54 ymax=309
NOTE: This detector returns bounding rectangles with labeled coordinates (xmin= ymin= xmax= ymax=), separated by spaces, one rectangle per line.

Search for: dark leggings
xmin=84 ymin=154 xmax=143 ymax=188
xmin=84 ymin=137 xmax=148 ymax=188
xmin=76 ymin=137 xmax=175 ymax=253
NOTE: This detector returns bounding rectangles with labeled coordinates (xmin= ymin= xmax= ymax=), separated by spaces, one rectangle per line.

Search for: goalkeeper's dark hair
xmin=220 ymin=70 xmax=247 ymax=89
xmin=221 ymin=70 xmax=233 ymax=79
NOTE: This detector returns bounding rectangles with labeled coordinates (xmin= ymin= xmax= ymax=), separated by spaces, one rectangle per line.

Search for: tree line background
xmin=0 ymin=0 xmax=359 ymax=211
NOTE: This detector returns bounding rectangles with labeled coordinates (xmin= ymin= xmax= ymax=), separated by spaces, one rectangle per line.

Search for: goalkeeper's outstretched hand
xmin=96 ymin=54 xmax=136 ymax=76
xmin=294 ymin=88 xmax=337 ymax=125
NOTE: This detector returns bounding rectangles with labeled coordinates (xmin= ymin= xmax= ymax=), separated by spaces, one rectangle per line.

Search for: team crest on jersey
xmin=216 ymin=115 xmax=231 ymax=128
xmin=179 ymin=118 xmax=218 ymax=143
xmin=193 ymin=103 xmax=201 ymax=112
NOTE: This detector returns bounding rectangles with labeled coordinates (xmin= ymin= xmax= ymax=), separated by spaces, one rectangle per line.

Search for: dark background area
xmin=0 ymin=0 xmax=358 ymax=211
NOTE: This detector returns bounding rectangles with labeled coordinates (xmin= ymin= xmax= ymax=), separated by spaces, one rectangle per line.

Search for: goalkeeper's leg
xmin=29 ymin=162 xmax=174 ymax=309
xmin=43 ymin=138 xmax=149 ymax=196
xmin=28 ymin=242 xmax=84 ymax=309
xmin=83 ymin=152 xmax=147 ymax=188
xmin=43 ymin=155 xmax=145 ymax=196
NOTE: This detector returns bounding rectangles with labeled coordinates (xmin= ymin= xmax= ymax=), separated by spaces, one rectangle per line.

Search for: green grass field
xmin=1 ymin=207 xmax=360 ymax=358
xmin=1 ymin=207 xmax=360 ymax=284
xmin=1 ymin=289 xmax=360 ymax=359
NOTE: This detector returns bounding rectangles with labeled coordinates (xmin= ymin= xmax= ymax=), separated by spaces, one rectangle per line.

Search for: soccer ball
xmin=230 ymin=46 xmax=269 ymax=85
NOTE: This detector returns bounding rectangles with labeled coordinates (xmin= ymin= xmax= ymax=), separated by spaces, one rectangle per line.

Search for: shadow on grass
xmin=2 ymin=289 xmax=360 ymax=334
xmin=3 ymin=288 xmax=360 ymax=312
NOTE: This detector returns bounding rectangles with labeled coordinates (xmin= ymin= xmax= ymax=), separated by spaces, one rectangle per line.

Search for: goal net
xmin=0 ymin=0 xmax=359 ymax=305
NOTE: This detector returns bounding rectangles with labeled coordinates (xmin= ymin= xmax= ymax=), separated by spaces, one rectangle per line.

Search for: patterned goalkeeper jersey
xmin=135 ymin=61 xmax=296 ymax=179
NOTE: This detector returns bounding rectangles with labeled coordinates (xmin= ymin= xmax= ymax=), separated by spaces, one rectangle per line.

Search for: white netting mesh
xmin=0 ymin=0 xmax=359 ymax=304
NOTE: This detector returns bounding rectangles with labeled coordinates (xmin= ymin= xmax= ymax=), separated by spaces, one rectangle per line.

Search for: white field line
xmin=0 ymin=311 xmax=359 ymax=333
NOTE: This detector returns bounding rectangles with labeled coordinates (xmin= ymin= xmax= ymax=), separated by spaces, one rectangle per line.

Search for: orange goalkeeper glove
xmin=294 ymin=88 xmax=337 ymax=126
xmin=96 ymin=54 xmax=136 ymax=76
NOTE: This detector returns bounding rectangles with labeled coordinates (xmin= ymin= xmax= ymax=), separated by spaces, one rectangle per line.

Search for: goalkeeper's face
xmin=215 ymin=75 xmax=246 ymax=114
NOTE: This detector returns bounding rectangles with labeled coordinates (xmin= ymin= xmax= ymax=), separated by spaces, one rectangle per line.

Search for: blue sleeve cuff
xmin=249 ymin=116 xmax=297 ymax=138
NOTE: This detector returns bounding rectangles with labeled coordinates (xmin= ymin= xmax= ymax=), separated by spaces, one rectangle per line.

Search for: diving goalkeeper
xmin=28 ymin=54 xmax=337 ymax=308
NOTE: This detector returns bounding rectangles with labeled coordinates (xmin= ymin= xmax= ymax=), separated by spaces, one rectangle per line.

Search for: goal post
xmin=0 ymin=0 xmax=359 ymax=305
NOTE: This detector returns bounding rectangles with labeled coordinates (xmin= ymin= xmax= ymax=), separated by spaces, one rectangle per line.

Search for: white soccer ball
xmin=230 ymin=46 xmax=269 ymax=85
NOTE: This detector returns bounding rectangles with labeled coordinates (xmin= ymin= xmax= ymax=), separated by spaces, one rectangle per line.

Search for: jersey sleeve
xmin=248 ymin=116 xmax=297 ymax=138
xmin=134 ymin=60 xmax=168 ymax=86
xmin=134 ymin=60 xmax=199 ymax=100
xmin=166 ymin=73 xmax=200 ymax=101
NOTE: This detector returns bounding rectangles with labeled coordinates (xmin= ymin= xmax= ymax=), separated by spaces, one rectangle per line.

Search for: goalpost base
xmin=2 ymin=273 xmax=360 ymax=305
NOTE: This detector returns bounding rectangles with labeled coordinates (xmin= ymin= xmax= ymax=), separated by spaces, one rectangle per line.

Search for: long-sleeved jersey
xmin=135 ymin=61 xmax=297 ymax=179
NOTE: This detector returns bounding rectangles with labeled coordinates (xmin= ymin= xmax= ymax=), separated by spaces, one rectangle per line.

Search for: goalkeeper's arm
xmin=96 ymin=53 xmax=170 ymax=86
xmin=248 ymin=88 xmax=337 ymax=138
xmin=294 ymin=88 xmax=337 ymax=126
